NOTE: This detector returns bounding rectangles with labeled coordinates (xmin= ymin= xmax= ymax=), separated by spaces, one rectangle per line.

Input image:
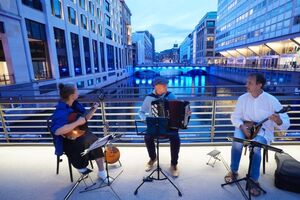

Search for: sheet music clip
xmin=206 ymin=149 xmax=221 ymax=167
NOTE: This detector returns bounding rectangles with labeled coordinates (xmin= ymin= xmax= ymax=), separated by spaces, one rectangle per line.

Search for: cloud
xmin=126 ymin=0 xmax=218 ymax=51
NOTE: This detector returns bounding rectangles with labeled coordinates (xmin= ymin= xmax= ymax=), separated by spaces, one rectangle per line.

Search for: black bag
xmin=274 ymin=152 xmax=300 ymax=193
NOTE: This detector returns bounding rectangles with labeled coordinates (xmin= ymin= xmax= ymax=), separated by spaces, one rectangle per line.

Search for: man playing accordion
xmin=138 ymin=76 xmax=181 ymax=177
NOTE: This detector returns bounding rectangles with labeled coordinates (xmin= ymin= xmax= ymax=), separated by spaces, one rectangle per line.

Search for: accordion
xmin=151 ymin=99 xmax=191 ymax=129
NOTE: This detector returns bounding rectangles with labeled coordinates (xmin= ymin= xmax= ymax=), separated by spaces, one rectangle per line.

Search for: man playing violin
xmin=51 ymin=83 xmax=107 ymax=182
xmin=224 ymin=73 xmax=290 ymax=196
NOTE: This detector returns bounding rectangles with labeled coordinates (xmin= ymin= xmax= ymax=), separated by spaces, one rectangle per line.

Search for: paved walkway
xmin=0 ymin=145 xmax=299 ymax=200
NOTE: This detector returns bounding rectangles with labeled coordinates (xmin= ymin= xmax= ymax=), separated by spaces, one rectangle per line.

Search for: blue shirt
xmin=50 ymin=100 xmax=86 ymax=156
xmin=138 ymin=90 xmax=176 ymax=121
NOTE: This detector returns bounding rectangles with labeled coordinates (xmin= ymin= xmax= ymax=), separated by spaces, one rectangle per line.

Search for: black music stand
xmin=134 ymin=117 xmax=182 ymax=197
xmin=80 ymin=135 xmax=123 ymax=200
xmin=221 ymin=137 xmax=283 ymax=200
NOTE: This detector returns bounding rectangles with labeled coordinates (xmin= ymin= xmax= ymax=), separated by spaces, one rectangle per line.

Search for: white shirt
xmin=231 ymin=91 xmax=290 ymax=144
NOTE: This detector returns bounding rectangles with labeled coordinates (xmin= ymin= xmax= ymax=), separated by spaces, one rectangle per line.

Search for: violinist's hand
xmin=92 ymin=102 xmax=99 ymax=109
xmin=76 ymin=117 xmax=86 ymax=126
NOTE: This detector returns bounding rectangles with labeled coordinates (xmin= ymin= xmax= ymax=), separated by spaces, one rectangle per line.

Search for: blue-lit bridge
xmin=134 ymin=65 xmax=207 ymax=76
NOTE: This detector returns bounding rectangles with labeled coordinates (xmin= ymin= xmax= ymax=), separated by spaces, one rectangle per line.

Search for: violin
xmin=243 ymin=106 xmax=291 ymax=139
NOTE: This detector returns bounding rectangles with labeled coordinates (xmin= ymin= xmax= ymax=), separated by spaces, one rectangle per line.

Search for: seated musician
xmin=224 ymin=73 xmax=290 ymax=196
xmin=138 ymin=76 xmax=180 ymax=177
xmin=51 ymin=83 xmax=107 ymax=182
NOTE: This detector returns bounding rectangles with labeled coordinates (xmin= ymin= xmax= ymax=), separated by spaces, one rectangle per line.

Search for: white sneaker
xmin=98 ymin=170 xmax=109 ymax=184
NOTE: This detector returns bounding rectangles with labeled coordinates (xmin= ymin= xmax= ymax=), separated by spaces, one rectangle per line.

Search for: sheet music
xmin=81 ymin=134 xmax=112 ymax=156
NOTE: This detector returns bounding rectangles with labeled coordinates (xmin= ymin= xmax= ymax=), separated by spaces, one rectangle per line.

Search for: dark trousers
xmin=144 ymin=131 xmax=180 ymax=166
xmin=63 ymin=132 xmax=104 ymax=169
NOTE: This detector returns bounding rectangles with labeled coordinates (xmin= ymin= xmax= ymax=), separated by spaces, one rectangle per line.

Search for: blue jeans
xmin=230 ymin=129 xmax=267 ymax=181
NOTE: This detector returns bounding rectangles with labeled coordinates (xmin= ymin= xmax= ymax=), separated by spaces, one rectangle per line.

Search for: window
xmin=206 ymin=41 xmax=214 ymax=49
xmin=294 ymin=15 xmax=300 ymax=25
xmin=206 ymin=51 xmax=213 ymax=56
xmin=98 ymin=24 xmax=102 ymax=36
xmin=207 ymin=28 xmax=215 ymax=34
xmin=105 ymin=0 xmax=110 ymax=12
xmin=92 ymin=40 xmax=99 ymax=73
xmin=96 ymin=77 xmax=101 ymax=84
xmin=89 ymin=1 xmax=94 ymax=15
xmin=100 ymin=42 xmax=106 ymax=72
xmin=81 ymin=14 xmax=87 ymax=29
xmin=77 ymin=81 xmax=85 ymax=88
xmin=105 ymin=28 xmax=112 ymax=40
xmin=68 ymin=7 xmax=76 ymax=25
xmin=25 ymin=19 xmax=52 ymax=80
xmin=206 ymin=21 xmax=215 ymax=27
xmin=70 ymin=33 xmax=82 ymax=76
xmin=22 ymin=0 xmax=43 ymax=11
xmin=106 ymin=44 xmax=115 ymax=71
xmin=87 ymin=79 xmax=94 ymax=86
xmin=83 ymin=37 xmax=91 ymax=74
xmin=51 ymin=0 xmax=62 ymax=18
xmin=115 ymin=47 xmax=118 ymax=69
xmin=53 ymin=27 xmax=69 ymax=77
xmin=90 ymin=20 xmax=96 ymax=33
xmin=105 ymin=14 xmax=111 ymax=26
xmin=97 ymin=8 xmax=101 ymax=19
xmin=79 ymin=0 xmax=86 ymax=10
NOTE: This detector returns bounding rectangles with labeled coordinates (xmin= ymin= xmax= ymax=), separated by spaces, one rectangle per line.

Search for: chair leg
xmin=67 ymin=157 xmax=73 ymax=182
xmin=56 ymin=156 xmax=60 ymax=175
xmin=89 ymin=160 xmax=94 ymax=169
xmin=263 ymin=149 xmax=266 ymax=174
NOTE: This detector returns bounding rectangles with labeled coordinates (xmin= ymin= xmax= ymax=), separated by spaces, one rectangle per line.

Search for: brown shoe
xmin=170 ymin=165 xmax=179 ymax=177
xmin=145 ymin=158 xmax=157 ymax=172
xmin=224 ymin=171 xmax=238 ymax=183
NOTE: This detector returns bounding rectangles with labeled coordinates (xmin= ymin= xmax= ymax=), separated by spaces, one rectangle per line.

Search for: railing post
xmin=0 ymin=103 xmax=10 ymax=143
xmin=210 ymin=100 xmax=217 ymax=142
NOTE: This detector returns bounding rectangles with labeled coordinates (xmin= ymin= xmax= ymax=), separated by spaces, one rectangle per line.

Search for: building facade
xmin=216 ymin=0 xmax=300 ymax=70
xmin=132 ymin=30 xmax=154 ymax=65
xmin=194 ymin=11 xmax=222 ymax=65
xmin=179 ymin=33 xmax=192 ymax=64
xmin=157 ymin=44 xmax=179 ymax=63
xmin=0 ymin=0 xmax=132 ymax=95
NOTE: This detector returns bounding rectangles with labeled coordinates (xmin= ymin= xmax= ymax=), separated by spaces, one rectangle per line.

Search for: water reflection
xmin=105 ymin=74 xmax=243 ymax=98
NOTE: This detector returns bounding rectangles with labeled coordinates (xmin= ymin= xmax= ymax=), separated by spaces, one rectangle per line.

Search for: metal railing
xmin=0 ymin=94 xmax=299 ymax=145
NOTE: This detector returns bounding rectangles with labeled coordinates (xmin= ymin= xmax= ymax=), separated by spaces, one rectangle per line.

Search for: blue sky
xmin=125 ymin=0 xmax=218 ymax=52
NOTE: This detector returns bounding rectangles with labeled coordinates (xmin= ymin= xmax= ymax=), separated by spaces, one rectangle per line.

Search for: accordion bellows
xmin=151 ymin=99 xmax=191 ymax=129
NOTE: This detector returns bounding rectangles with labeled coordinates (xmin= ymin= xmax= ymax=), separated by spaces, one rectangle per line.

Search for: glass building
xmin=216 ymin=0 xmax=300 ymax=70
xmin=0 ymin=0 xmax=133 ymax=95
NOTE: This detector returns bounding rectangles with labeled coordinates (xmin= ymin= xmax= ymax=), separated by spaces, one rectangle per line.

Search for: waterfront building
xmin=216 ymin=0 xmax=300 ymax=70
xmin=157 ymin=43 xmax=179 ymax=63
xmin=179 ymin=33 xmax=192 ymax=64
xmin=194 ymin=11 xmax=222 ymax=65
xmin=132 ymin=30 xmax=154 ymax=65
xmin=0 ymin=0 xmax=133 ymax=95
